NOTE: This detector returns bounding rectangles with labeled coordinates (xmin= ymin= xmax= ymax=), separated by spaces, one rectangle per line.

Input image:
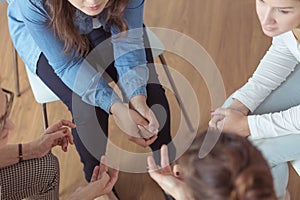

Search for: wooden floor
xmin=1 ymin=0 xmax=300 ymax=199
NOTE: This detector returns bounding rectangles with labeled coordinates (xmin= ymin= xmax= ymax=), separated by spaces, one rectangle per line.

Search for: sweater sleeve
xmin=248 ymin=105 xmax=300 ymax=139
xmin=232 ymin=33 xmax=300 ymax=139
xmin=233 ymin=34 xmax=299 ymax=112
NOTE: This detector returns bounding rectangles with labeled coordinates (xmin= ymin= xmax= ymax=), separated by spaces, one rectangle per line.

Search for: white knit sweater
xmin=233 ymin=31 xmax=300 ymax=139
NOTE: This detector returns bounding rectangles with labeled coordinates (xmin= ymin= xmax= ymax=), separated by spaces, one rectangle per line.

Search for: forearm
xmin=248 ymin=105 xmax=300 ymax=139
xmin=0 ymin=143 xmax=38 ymax=168
xmin=67 ymin=194 xmax=94 ymax=200
xmin=67 ymin=186 xmax=96 ymax=200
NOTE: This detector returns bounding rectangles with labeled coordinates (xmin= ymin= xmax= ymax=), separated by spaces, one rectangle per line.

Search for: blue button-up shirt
xmin=7 ymin=0 xmax=148 ymax=113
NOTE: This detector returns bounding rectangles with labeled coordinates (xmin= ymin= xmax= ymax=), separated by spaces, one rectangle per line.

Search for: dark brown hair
xmin=47 ymin=0 xmax=129 ymax=56
xmin=179 ymin=131 xmax=276 ymax=200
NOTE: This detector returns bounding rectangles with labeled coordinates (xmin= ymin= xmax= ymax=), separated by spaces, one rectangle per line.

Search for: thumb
xmin=173 ymin=164 xmax=184 ymax=180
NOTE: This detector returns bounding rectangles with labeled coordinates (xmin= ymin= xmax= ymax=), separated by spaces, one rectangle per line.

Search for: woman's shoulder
xmin=16 ymin=0 xmax=50 ymax=19
xmin=127 ymin=0 xmax=145 ymax=9
xmin=22 ymin=0 xmax=45 ymax=7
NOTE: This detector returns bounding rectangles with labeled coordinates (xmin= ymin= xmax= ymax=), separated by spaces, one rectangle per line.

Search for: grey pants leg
xmin=223 ymin=63 xmax=300 ymax=197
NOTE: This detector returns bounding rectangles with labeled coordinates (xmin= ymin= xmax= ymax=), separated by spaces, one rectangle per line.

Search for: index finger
xmin=161 ymin=145 xmax=172 ymax=174
xmin=99 ymin=156 xmax=108 ymax=180
xmin=45 ymin=119 xmax=76 ymax=133
xmin=145 ymin=135 xmax=158 ymax=146
xmin=209 ymin=114 xmax=225 ymax=129
xmin=211 ymin=108 xmax=227 ymax=116
xmin=90 ymin=166 xmax=100 ymax=182
xmin=105 ymin=167 xmax=119 ymax=189
xmin=57 ymin=128 xmax=74 ymax=145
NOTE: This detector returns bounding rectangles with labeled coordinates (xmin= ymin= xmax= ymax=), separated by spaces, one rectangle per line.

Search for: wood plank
xmin=1 ymin=1 xmax=299 ymax=199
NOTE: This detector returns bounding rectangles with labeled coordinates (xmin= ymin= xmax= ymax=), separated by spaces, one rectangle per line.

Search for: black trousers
xmin=36 ymin=27 xmax=175 ymax=181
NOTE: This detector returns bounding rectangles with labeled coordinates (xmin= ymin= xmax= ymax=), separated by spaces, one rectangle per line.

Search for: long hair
xmin=179 ymin=131 xmax=276 ymax=200
xmin=47 ymin=0 xmax=129 ymax=56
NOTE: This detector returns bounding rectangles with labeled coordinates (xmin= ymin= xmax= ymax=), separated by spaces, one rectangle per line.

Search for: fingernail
xmin=146 ymin=166 xmax=149 ymax=171
xmin=63 ymin=130 xmax=67 ymax=134
xmin=175 ymin=172 xmax=180 ymax=176
xmin=210 ymin=110 xmax=215 ymax=114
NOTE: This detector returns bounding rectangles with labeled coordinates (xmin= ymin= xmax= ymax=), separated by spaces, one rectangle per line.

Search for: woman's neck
xmin=292 ymin=28 xmax=300 ymax=43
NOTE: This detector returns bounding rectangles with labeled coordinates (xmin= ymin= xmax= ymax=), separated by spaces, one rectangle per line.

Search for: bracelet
xmin=18 ymin=143 xmax=23 ymax=162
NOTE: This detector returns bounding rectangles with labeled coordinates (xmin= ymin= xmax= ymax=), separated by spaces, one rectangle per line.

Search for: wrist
xmin=110 ymin=102 xmax=126 ymax=115
xmin=68 ymin=185 xmax=97 ymax=200
xmin=230 ymin=99 xmax=250 ymax=115
xmin=23 ymin=142 xmax=39 ymax=160
xmin=130 ymin=95 xmax=146 ymax=102
xmin=243 ymin=116 xmax=251 ymax=137
xmin=129 ymin=95 xmax=148 ymax=113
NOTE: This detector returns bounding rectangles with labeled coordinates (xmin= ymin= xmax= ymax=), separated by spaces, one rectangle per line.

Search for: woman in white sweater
xmin=210 ymin=0 xmax=300 ymax=198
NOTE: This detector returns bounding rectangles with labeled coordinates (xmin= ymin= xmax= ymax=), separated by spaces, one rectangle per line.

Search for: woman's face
xmin=68 ymin=0 xmax=109 ymax=16
xmin=0 ymin=90 xmax=14 ymax=148
xmin=256 ymin=0 xmax=300 ymax=37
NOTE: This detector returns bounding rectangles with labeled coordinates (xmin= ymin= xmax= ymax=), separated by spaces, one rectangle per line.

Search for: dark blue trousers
xmin=36 ymin=27 xmax=175 ymax=181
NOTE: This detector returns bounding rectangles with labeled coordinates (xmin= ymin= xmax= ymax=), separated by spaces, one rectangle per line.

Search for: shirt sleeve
xmin=7 ymin=0 xmax=41 ymax=71
xmin=248 ymin=105 xmax=300 ymax=139
xmin=232 ymin=35 xmax=299 ymax=112
xmin=20 ymin=0 xmax=120 ymax=113
xmin=110 ymin=0 xmax=149 ymax=101
xmin=232 ymin=33 xmax=300 ymax=139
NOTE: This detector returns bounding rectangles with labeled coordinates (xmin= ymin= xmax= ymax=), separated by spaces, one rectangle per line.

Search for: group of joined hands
xmin=33 ymin=94 xmax=252 ymax=199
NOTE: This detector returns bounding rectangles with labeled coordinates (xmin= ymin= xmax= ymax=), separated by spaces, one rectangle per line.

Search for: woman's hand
xmin=129 ymin=95 xmax=159 ymax=138
xmin=67 ymin=156 xmax=119 ymax=200
xmin=210 ymin=108 xmax=250 ymax=137
xmin=147 ymin=145 xmax=192 ymax=200
xmin=228 ymin=99 xmax=250 ymax=115
xmin=110 ymin=102 xmax=158 ymax=147
xmin=128 ymin=134 xmax=158 ymax=148
xmin=209 ymin=99 xmax=250 ymax=136
xmin=30 ymin=119 xmax=76 ymax=158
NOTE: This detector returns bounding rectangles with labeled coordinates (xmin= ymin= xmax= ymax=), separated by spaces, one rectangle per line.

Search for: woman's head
xmin=178 ymin=131 xmax=276 ymax=200
xmin=47 ymin=0 xmax=129 ymax=56
xmin=256 ymin=0 xmax=300 ymax=37
xmin=0 ymin=88 xmax=14 ymax=148
xmin=68 ymin=0 xmax=109 ymax=16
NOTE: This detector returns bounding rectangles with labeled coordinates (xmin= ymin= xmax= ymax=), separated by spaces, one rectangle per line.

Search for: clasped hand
xmin=208 ymin=99 xmax=250 ymax=137
xmin=111 ymin=95 xmax=160 ymax=147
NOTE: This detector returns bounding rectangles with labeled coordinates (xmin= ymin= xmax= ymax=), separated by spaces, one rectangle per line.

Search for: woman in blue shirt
xmin=7 ymin=0 xmax=175 ymax=185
